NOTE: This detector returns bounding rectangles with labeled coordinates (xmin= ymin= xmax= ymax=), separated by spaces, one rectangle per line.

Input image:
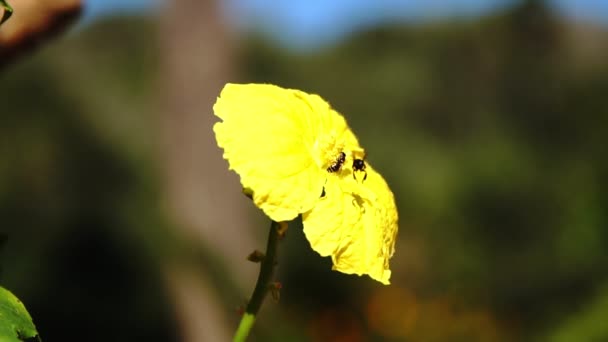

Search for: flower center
xmin=312 ymin=131 xmax=345 ymax=171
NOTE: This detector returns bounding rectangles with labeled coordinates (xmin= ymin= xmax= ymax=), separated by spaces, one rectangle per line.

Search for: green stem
xmin=233 ymin=221 xmax=284 ymax=342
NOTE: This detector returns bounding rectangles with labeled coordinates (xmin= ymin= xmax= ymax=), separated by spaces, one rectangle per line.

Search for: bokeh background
xmin=1 ymin=0 xmax=608 ymax=341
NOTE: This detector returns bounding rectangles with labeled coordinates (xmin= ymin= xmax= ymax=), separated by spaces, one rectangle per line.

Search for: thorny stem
xmin=233 ymin=221 xmax=286 ymax=342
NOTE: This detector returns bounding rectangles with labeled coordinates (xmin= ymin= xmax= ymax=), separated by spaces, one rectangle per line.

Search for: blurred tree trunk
xmin=159 ymin=0 xmax=256 ymax=341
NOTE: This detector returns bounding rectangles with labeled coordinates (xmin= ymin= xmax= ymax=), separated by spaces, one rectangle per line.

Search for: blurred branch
xmin=0 ymin=0 xmax=81 ymax=68
xmin=0 ymin=0 xmax=13 ymax=25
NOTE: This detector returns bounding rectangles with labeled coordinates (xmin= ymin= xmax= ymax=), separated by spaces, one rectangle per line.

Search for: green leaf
xmin=0 ymin=287 xmax=40 ymax=342
xmin=0 ymin=0 xmax=13 ymax=25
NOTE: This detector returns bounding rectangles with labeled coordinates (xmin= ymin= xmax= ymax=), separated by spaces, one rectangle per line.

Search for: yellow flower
xmin=213 ymin=83 xmax=398 ymax=284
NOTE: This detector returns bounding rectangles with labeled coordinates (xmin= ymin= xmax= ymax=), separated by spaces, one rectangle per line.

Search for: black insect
xmin=353 ymin=158 xmax=368 ymax=181
xmin=353 ymin=158 xmax=366 ymax=172
xmin=327 ymin=152 xmax=346 ymax=172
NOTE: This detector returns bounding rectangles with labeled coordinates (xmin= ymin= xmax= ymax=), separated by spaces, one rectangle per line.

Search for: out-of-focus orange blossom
xmin=367 ymin=286 xmax=418 ymax=338
xmin=366 ymin=286 xmax=508 ymax=341
xmin=308 ymin=308 xmax=365 ymax=342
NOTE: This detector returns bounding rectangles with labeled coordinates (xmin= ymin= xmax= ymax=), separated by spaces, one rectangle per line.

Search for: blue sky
xmin=84 ymin=0 xmax=608 ymax=49
xmin=222 ymin=0 xmax=515 ymax=48
xmin=84 ymin=0 xmax=161 ymax=18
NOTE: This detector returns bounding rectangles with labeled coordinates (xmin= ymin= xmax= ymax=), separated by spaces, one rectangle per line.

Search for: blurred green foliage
xmin=243 ymin=2 xmax=608 ymax=341
xmin=1 ymin=1 xmax=607 ymax=341
xmin=0 ymin=18 xmax=178 ymax=342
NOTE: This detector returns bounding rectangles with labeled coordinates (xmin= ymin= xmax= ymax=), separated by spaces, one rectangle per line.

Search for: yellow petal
xmin=213 ymin=83 xmax=358 ymax=221
xmin=302 ymin=163 xmax=398 ymax=285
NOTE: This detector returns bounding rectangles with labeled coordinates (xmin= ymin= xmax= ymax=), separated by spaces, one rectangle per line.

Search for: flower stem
xmin=233 ymin=221 xmax=285 ymax=342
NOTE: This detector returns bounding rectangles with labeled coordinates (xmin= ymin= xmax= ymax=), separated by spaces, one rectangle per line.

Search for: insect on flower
xmin=213 ymin=83 xmax=398 ymax=284
xmin=327 ymin=152 xmax=346 ymax=173
xmin=353 ymin=158 xmax=368 ymax=181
